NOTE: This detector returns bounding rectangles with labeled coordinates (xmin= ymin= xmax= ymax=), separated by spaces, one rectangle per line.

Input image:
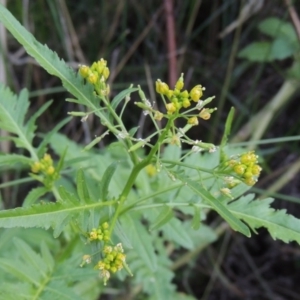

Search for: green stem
xmin=108 ymin=117 xmax=174 ymax=236
xmin=99 ymin=95 xmax=139 ymax=165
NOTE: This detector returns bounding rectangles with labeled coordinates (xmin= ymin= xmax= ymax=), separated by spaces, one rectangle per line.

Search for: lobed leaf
xmin=0 ymin=200 xmax=113 ymax=237
xmin=120 ymin=213 xmax=157 ymax=272
xmin=229 ymin=194 xmax=300 ymax=245
xmin=0 ymin=85 xmax=37 ymax=158
xmin=173 ymin=172 xmax=251 ymax=237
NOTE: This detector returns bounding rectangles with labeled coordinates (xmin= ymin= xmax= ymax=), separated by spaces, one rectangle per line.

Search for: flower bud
xmin=78 ymin=65 xmax=90 ymax=78
xmin=166 ymin=103 xmax=176 ymax=114
xmin=103 ymin=67 xmax=110 ymax=79
xmin=199 ymin=108 xmax=211 ymax=120
xmin=190 ymin=85 xmax=204 ymax=102
xmin=156 ymin=80 xmax=169 ymax=94
xmin=182 ymin=98 xmax=191 ymax=108
xmin=175 ymin=73 xmax=184 ymax=90
xmin=187 ymin=116 xmax=198 ymax=126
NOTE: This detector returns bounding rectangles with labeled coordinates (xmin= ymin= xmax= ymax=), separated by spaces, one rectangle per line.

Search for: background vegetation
xmin=1 ymin=0 xmax=300 ymax=299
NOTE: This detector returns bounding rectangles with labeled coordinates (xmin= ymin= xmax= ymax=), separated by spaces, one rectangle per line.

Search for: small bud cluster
xmin=145 ymin=164 xmax=157 ymax=177
xmin=88 ymin=222 xmax=110 ymax=242
xmin=155 ymin=74 xmax=216 ymax=126
xmin=226 ymin=151 xmax=262 ymax=186
xmin=31 ymin=154 xmax=59 ymax=188
xmin=78 ymin=58 xmax=110 ymax=96
xmin=95 ymin=243 xmax=126 ymax=285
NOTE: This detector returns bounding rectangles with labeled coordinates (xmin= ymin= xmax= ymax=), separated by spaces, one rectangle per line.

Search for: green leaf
xmin=220 ymin=107 xmax=234 ymax=163
xmin=26 ymin=100 xmax=52 ymax=141
xmin=191 ymin=206 xmax=201 ymax=230
xmin=56 ymin=147 xmax=68 ymax=174
xmin=0 ymin=5 xmax=114 ymax=133
xmin=238 ymin=42 xmax=272 ymax=62
xmin=111 ymin=87 xmax=139 ymax=110
xmin=258 ymin=17 xmax=298 ymax=42
xmin=270 ymin=37 xmax=295 ymax=60
xmin=173 ymin=172 xmax=251 ymax=237
xmin=0 ymin=154 xmax=32 ymax=166
xmin=0 ymin=199 xmax=113 ymax=237
xmin=23 ymin=187 xmax=49 ymax=207
xmin=82 ymin=136 xmax=103 ymax=151
xmin=0 ymin=238 xmax=95 ymax=300
xmin=37 ymin=117 xmax=72 ymax=157
xmin=13 ymin=238 xmax=48 ymax=276
xmin=0 ymin=85 xmax=37 ymax=159
xmin=229 ymin=194 xmax=300 ymax=244
xmin=220 ymin=107 xmax=234 ymax=148
xmin=99 ymin=162 xmax=118 ymax=201
xmin=150 ymin=205 xmax=174 ymax=231
xmin=58 ymin=186 xmax=79 ymax=205
xmin=287 ymin=61 xmax=300 ymax=80
xmin=163 ymin=218 xmax=194 ymax=249
xmin=120 ymin=213 xmax=157 ymax=272
xmin=76 ymin=169 xmax=90 ymax=203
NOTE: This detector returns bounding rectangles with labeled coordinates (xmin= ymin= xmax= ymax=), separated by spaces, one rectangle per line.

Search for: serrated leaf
xmin=163 ymin=218 xmax=194 ymax=249
xmin=150 ymin=205 xmax=174 ymax=231
xmin=58 ymin=186 xmax=79 ymax=205
xmin=0 ymin=5 xmax=114 ymax=133
xmin=99 ymin=162 xmax=118 ymax=201
xmin=13 ymin=238 xmax=48 ymax=277
xmin=120 ymin=213 xmax=157 ymax=271
xmin=0 ymin=85 xmax=37 ymax=158
xmin=229 ymin=194 xmax=300 ymax=244
xmin=23 ymin=187 xmax=49 ymax=207
xmin=0 ymin=199 xmax=111 ymax=237
xmin=173 ymin=172 xmax=251 ymax=237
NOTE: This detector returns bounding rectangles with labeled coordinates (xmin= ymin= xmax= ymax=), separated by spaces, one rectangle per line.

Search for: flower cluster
xmin=95 ymin=243 xmax=126 ymax=285
xmin=155 ymin=74 xmax=216 ymax=125
xmin=78 ymin=58 xmax=110 ymax=96
xmin=88 ymin=222 xmax=110 ymax=242
xmin=31 ymin=154 xmax=59 ymax=188
xmin=227 ymin=151 xmax=262 ymax=186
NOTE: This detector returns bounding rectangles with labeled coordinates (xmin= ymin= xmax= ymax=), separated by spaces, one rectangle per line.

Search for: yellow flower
xmin=103 ymin=67 xmax=110 ymax=79
xmin=156 ymin=80 xmax=169 ymax=94
xmin=87 ymin=72 xmax=99 ymax=84
xmin=154 ymin=111 xmax=164 ymax=121
xmin=187 ymin=116 xmax=198 ymax=126
xmin=78 ymin=65 xmax=90 ymax=78
xmin=182 ymin=98 xmax=191 ymax=108
xmin=199 ymin=108 xmax=211 ymax=120
xmin=175 ymin=73 xmax=184 ymax=90
xmin=166 ymin=103 xmax=176 ymax=114
xmin=145 ymin=164 xmax=157 ymax=177
xmin=190 ymin=85 xmax=204 ymax=102
xmin=31 ymin=161 xmax=41 ymax=173
xmin=46 ymin=166 xmax=55 ymax=175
